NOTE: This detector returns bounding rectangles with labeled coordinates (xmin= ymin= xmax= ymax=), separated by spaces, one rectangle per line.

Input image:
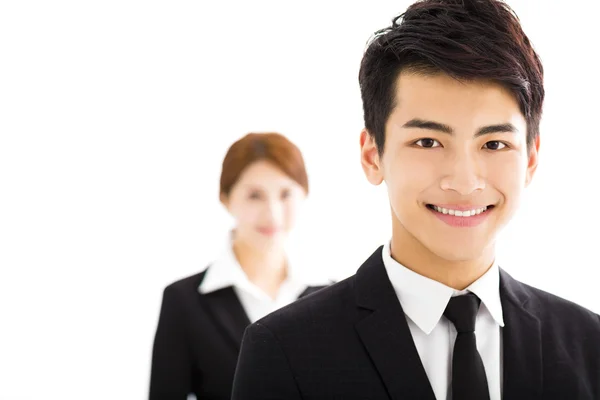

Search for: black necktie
xmin=444 ymin=293 xmax=490 ymax=400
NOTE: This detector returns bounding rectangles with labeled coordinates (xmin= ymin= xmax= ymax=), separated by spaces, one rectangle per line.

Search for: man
xmin=231 ymin=0 xmax=600 ymax=398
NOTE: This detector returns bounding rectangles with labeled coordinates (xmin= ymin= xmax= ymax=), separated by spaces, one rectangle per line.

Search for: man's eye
xmin=415 ymin=138 xmax=441 ymax=148
xmin=484 ymin=141 xmax=507 ymax=150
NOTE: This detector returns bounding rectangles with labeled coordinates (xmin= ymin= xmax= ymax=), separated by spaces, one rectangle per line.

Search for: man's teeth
xmin=432 ymin=205 xmax=488 ymax=217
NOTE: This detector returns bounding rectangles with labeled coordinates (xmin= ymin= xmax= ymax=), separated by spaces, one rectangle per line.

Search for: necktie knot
xmin=444 ymin=293 xmax=480 ymax=333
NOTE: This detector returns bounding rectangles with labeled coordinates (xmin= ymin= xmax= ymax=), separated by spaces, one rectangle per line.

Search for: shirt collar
xmin=381 ymin=241 xmax=504 ymax=334
xmin=199 ymin=232 xmax=330 ymax=300
xmin=199 ymin=240 xmax=251 ymax=294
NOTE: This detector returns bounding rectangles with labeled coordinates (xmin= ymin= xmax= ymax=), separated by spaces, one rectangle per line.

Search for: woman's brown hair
xmin=220 ymin=132 xmax=309 ymax=197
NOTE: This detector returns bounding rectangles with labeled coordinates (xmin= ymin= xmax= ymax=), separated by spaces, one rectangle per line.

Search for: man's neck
xmin=389 ymin=229 xmax=496 ymax=291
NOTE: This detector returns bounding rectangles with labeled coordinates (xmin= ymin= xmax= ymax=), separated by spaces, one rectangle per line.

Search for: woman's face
xmin=222 ymin=160 xmax=307 ymax=250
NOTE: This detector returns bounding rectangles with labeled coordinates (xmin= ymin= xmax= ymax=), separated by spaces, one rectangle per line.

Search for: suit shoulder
xmin=163 ymin=269 xmax=208 ymax=297
xmin=257 ymin=275 xmax=356 ymax=331
xmin=519 ymin=281 xmax=600 ymax=330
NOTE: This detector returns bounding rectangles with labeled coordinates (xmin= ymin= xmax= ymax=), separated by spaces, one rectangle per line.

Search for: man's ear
xmin=525 ymin=134 xmax=540 ymax=187
xmin=360 ymin=129 xmax=384 ymax=185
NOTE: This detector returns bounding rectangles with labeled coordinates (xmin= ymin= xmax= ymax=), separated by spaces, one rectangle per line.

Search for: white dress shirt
xmin=381 ymin=241 xmax=504 ymax=400
xmin=199 ymin=236 xmax=330 ymax=323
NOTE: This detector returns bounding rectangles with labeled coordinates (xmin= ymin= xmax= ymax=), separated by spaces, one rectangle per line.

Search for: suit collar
xmin=202 ymin=286 xmax=251 ymax=351
xmin=354 ymin=246 xmax=436 ymax=400
xmin=499 ymin=268 xmax=543 ymax=399
xmin=499 ymin=268 xmax=533 ymax=307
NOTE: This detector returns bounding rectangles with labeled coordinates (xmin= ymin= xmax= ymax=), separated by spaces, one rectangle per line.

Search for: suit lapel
xmin=201 ymin=282 xmax=326 ymax=352
xmin=203 ymin=287 xmax=251 ymax=351
xmin=499 ymin=269 xmax=543 ymax=399
xmin=354 ymin=247 xmax=436 ymax=400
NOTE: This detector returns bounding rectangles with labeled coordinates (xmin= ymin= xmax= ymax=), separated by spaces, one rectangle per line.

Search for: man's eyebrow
xmin=402 ymin=118 xmax=518 ymax=137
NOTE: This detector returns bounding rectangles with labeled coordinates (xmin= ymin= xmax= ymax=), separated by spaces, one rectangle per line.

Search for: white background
xmin=1 ymin=1 xmax=599 ymax=399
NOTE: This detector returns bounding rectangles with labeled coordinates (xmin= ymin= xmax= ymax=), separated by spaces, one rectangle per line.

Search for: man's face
xmin=360 ymin=72 xmax=539 ymax=262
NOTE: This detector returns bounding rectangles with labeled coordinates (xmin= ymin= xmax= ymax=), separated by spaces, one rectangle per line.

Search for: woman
xmin=149 ymin=132 xmax=330 ymax=400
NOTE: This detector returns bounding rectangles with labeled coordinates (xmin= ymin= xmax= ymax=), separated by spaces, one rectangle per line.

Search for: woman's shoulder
xmin=163 ymin=266 xmax=211 ymax=298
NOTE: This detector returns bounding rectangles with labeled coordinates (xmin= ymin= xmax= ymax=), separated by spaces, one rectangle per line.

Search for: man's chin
xmin=426 ymin=243 xmax=490 ymax=264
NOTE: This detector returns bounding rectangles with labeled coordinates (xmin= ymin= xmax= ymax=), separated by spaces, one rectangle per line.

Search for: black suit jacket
xmin=149 ymin=268 xmax=327 ymax=400
xmin=232 ymin=247 xmax=600 ymax=399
